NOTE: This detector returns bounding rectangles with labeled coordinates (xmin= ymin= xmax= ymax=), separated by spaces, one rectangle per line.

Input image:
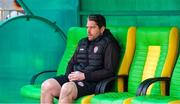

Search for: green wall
xmin=0 ymin=15 xmax=66 ymax=103
xmin=18 ymin=0 xmax=79 ymax=34
xmin=80 ymin=0 xmax=180 ymax=28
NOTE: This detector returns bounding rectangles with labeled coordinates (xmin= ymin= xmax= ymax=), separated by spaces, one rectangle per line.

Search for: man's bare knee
xmin=41 ymin=78 xmax=61 ymax=96
xmin=60 ymin=82 xmax=78 ymax=101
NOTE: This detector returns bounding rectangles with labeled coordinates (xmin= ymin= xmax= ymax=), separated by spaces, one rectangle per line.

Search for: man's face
xmin=86 ymin=20 xmax=105 ymax=41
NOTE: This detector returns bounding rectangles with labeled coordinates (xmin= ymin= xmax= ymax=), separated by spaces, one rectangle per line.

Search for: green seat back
xmin=108 ymin=27 xmax=136 ymax=91
xmin=57 ymin=27 xmax=87 ymax=75
xmin=128 ymin=27 xmax=179 ymax=95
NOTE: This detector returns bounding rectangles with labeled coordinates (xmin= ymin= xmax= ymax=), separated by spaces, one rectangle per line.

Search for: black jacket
xmin=65 ymin=29 xmax=121 ymax=82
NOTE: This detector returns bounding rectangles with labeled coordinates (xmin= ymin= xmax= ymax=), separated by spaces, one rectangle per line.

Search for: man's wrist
xmin=84 ymin=72 xmax=91 ymax=81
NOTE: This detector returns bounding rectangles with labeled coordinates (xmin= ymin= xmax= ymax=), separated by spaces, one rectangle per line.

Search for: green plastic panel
xmin=17 ymin=0 xmax=79 ymax=33
xmin=57 ymin=27 xmax=87 ymax=75
xmin=131 ymin=95 xmax=178 ymax=104
xmin=91 ymin=92 xmax=134 ymax=104
xmin=81 ymin=0 xmax=180 ymax=11
xmin=0 ymin=15 xmax=65 ymax=103
xmin=79 ymin=0 xmax=180 ymax=29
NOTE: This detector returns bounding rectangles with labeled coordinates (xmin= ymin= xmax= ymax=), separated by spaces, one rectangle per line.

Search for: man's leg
xmin=41 ymin=78 xmax=61 ymax=104
xmin=59 ymin=82 xmax=78 ymax=104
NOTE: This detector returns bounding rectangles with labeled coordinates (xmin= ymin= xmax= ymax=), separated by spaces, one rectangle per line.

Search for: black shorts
xmin=53 ymin=75 xmax=97 ymax=98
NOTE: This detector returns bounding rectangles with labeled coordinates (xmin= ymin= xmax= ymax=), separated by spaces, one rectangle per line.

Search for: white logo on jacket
xmin=94 ymin=46 xmax=98 ymax=53
xmin=80 ymin=48 xmax=84 ymax=51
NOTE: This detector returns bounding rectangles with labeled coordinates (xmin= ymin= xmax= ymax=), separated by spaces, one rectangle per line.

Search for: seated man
xmin=41 ymin=14 xmax=121 ymax=104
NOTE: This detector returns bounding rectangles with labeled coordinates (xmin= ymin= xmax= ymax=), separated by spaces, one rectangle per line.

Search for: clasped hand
xmin=68 ymin=71 xmax=85 ymax=81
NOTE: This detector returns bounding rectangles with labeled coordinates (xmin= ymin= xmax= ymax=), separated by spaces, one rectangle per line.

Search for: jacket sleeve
xmin=64 ymin=38 xmax=86 ymax=77
xmin=84 ymin=42 xmax=121 ymax=82
xmin=64 ymin=49 xmax=78 ymax=77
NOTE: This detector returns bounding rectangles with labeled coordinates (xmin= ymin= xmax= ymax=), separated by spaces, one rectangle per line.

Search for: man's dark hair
xmin=88 ymin=14 xmax=106 ymax=28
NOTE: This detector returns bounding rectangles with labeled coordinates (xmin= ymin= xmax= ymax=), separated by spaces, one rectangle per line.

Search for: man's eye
xmin=91 ymin=26 xmax=96 ymax=28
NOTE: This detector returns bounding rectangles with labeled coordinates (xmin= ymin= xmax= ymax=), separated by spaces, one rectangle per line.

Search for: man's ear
xmin=100 ymin=26 xmax=105 ymax=34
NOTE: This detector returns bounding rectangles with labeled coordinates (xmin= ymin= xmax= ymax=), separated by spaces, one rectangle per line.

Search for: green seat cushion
xmin=131 ymin=95 xmax=178 ymax=104
xmin=91 ymin=92 xmax=134 ymax=104
xmin=21 ymin=85 xmax=41 ymax=99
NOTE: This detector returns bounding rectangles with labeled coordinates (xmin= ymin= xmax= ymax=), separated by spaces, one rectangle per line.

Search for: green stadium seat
xmin=90 ymin=27 xmax=179 ymax=104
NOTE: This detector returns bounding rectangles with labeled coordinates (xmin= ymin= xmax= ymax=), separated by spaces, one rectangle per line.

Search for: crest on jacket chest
xmin=93 ymin=46 xmax=98 ymax=53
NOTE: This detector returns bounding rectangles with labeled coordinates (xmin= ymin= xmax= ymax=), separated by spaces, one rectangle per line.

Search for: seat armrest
xmin=136 ymin=77 xmax=170 ymax=96
xmin=136 ymin=77 xmax=155 ymax=96
xmin=30 ymin=70 xmax=57 ymax=84
xmin=95 ymin=75 xmax=128 ymax=94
